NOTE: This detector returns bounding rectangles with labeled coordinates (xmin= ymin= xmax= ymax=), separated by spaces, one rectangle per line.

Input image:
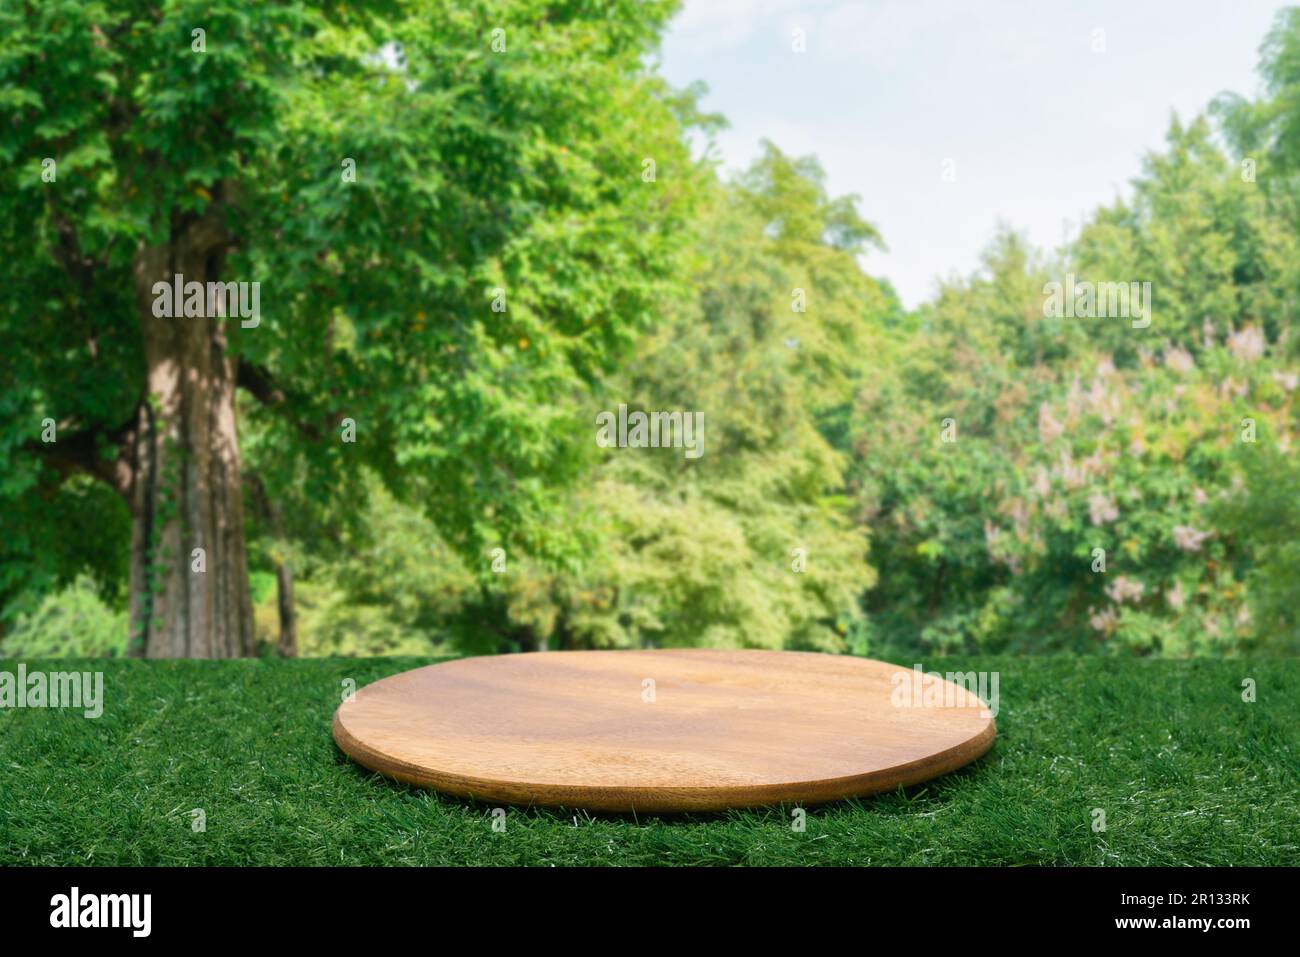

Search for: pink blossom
xmin=1060 ymin=452 xmax=1084 ymax=490
xmin=1105 ymin=576 xmax=1145 ymax=604
xmin=1089 ymin=606 xmax=1118 ymax=633
xmin=1088 ymin=492 xmax=1119 ymax=526
xmin=1008 ymin=498 xmax=1031 ymax=540
xmin=1227 ymin=326 xmax=1265 ymax=362
xmin=1218 ymin=376 xmax=1249 ymax=399
xmin=1038 ymin=403 xmax=1064 ymax=443
xmin=1172 ymin=525 xmax=1210 ymax=552
xmin=1164 ymin=345 xmax=1195 ymax=373
xmin=1064 ymin=379 xmax=1085 ymax=420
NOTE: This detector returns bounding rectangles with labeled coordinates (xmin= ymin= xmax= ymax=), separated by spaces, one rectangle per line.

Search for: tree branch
xmin=237 ymin=361 xmax=286 ymax=407
xmin=24 ymin=414 xmax=137 ymax=499
xmin=237 ymin=361 xmax=327 ymax=441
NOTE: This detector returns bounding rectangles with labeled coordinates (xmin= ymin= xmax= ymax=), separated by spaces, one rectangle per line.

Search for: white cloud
xmin=669 ymin=0 xmax=832 ymax=56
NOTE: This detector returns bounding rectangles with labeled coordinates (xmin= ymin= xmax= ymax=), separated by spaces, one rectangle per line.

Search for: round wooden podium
xmin=333 ymin=649 xmax=995 ymax=812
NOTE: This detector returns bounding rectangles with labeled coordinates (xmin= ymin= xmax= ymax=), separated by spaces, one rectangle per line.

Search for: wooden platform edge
xmin=332 ymin=707 xmax=997 ymax=813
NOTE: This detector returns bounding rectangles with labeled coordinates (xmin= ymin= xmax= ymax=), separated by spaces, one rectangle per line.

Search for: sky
xmin=658 ymin=0 xmax=1290 ymax=308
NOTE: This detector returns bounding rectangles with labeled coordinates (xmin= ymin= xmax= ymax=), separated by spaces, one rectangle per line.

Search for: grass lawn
xmin=1 ymin=656 xmax=1296 ymax=866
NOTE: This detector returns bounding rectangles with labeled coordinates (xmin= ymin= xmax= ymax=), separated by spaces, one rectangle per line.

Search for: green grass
xmin=1 ymin=656 xmax=1296 ymax=866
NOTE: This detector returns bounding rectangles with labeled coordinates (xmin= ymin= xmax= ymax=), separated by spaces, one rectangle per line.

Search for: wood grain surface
xmin=333 ymin=649 xmax=996 ymax=812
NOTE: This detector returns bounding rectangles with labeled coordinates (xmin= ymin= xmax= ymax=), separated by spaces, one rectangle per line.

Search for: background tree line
xmin=2 ymin=2 xmax=1298 ymax=658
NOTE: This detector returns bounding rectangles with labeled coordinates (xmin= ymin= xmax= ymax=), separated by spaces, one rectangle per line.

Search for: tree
xmin=479 ymin=144 xmax=888 ymax=652
xmin=1213 ymin=7 xmax=1300 ymax=193
xmin=0 ymin=1 xmax=697 ymax=655
xmin=851 ymin=119 xmax=1299 ymax=657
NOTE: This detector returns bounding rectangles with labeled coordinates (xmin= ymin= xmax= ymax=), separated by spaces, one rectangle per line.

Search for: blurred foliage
xmin=853 ymin=115 xmax=1300 ymax=657
xmin=1216 ymin=442 xmax=1300 ymax=652
xmin=0 ymin=0 xmax=701 ymax=645
xmin=3 ymin=576 xmax=128 ymax=658
xmin=2 ymin=6 xmax=1299 ymax=658
xmin=479 ymin=144 xmax=887 ymax=652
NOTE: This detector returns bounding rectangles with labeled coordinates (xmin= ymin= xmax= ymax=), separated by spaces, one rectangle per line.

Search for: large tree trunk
xmin=125 ymin=209 xmax=255 ymax=658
